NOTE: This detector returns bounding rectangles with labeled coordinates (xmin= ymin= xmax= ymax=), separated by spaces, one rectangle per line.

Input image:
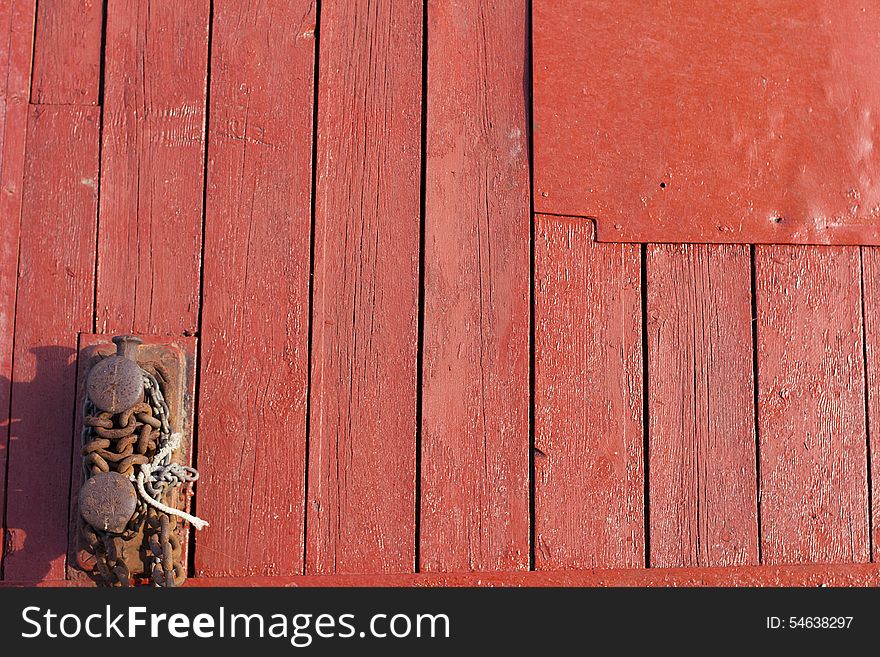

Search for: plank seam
xmin=301 ymin=0 xmax=321 ymax=576
xmin=96 ymin=0 xmax=107 ymax=106
xmin=414 ymin=0 xmax=427 ymax=574
xmin=526 ymin=0 xmax=536 ymax=573
xmin=189 ymin=0 xmax=215 ymax=578
xmin=859 ymin=247 xmax=874 ymax=561
xmin=749 ymin=245 xmax=763 ymax=564
xmin=89 ymin=0 xmax=109 ymax=335
xmin=640 ymin=244 xmax=651 ymax=567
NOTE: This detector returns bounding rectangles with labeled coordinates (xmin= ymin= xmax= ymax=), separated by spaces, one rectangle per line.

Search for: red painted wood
xmin=95 ymin=1 xmax=209 ymax=335
xmin=533 ymin=1 xmax=880 ymax=245
xmin=646 ymin=244 xmax=759 ymax=567
xmin=420 ymin=0 xmax=531 ymax=572
xmin=534 ymin=215 xmax=644 ymax=569
xmin=306 ymin=0 xmax=421 ymax=575
xmin=195 ymin=0 xmax=315 ymax=577
xmin=30 ymin=0 xmax=102 ymax=105
xmin=0 ymin=0 xmax=35 ymax=573
xmin=9 ymin=563 xmax=880 ymax=588
xmin=755 ymin=245 xmax=870 ymax=564
xmin=3 ymin=105 xmax=99 ymax=581
xmin=860 ymin=247 xmax=880 ymax=560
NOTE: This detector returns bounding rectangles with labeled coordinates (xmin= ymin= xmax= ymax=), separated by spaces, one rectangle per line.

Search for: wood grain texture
xmin=3 ymin=106 xmax=99 ymax=581
xmin=755 ymin=245 xmax=870 ymax=564
xmin=306 ymin=0 xmax=421 ymax=574
xmin=30 ymin=0 xmax=102 ymax=105
xmin=646 ymin=244 xmax=759 ymax=567
xmin=95 ymin=0 xmax=209 ymax=335
xmin=0 ymin=0 xmax=35 ymax=574
xmin=533 ymin=216 xmax=644 ymax=569
xmin=420 ymin=0 xmax=531 ymax=572
xmin=860 ymin=247 xmax=880 ymax=560
xmin=195 ymin=0 xmax=315 ymax=577
xmin=12 ymin=563 xmax=880 ymax=588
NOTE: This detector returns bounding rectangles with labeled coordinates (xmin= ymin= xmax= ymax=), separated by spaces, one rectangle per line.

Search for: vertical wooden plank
xmin=306 ymin=1 xmax=421 ymax=574
xmin=534 ymin=216 xmax=644 ymax=569
xmin=646 ymin=244 xmax=759 ymax=567
xmin=863 ymin=247 xmax=880 ymax=561
xmin=195 ymin=0 xmax=315 ymax=577
xmin=3 ymin=106 xmax=100 ymax=580
xmin=420 ymin=0 xmax=531 ymax=572
xmin=95 ymin=1 xmax=209 ymax=335
xmin=0 ymin=0 xmax=33 ymax=556
xmin=30 ymin=0 xmax=103 ymax=105
xmin=756 ymin=245 xmax=869 ymax=564
xmin=0 ymin=0 xmax=35 ymax=574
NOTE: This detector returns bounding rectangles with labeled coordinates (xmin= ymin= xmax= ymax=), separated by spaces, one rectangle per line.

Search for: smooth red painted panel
xmin=861 ymin=246 xmax=880 ymax=560
xmin=534 ymin=215 xmax=644 ymax=569
xmin=420 ymin=0 xmax=531 ymax=572
xmin=95 ymin=1 xmax=209 ymax=335
xmin=4 ymin=106 xmax=99 ymax=581
xmin=0 ymin=0 xmax=35 ymax=573
xmin=646 ymin=244 xmax=759 ymax=567
xmin=756 ymin=245 xmax=869 ymax=563
xmin=30 ymin=0 xmax=102 ymax=104
xmin=306 ymin=0 xmax=421 ymax=574
xmin=533 ymin=1 xmax=880 ymax=245
xmin=195 ymin=0 xmax=315 ymax=577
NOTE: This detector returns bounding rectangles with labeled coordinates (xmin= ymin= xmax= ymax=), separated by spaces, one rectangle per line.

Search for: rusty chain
xmin=79 ymin=366 xmax=194 ymax=587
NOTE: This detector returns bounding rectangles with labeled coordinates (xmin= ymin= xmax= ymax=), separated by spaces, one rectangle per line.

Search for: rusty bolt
xmin=78 ymin=471 xmax=138 ymax=534
xmin=86 ymin=335 xmax=144 ymax=412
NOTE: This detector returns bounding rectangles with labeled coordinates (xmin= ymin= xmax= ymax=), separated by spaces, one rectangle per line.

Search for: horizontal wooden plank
xmin=8 ymin=564 xmax=880 ymax=587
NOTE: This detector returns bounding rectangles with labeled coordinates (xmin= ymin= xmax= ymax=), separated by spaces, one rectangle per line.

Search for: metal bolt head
xmin=86 ymin=354 xmax=144 ymax=412
xmin=79 ymin=472 xmax=138 ymax=534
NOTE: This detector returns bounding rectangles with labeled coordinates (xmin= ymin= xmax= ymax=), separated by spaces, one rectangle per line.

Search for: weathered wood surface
xmin=534 ymin=216 xmax=644 ymax=569
xmin=4 ymin=106 xmax=100 ymax=580
xmin=2 ymin=0 xmax=879 ymax=584
xmin=646 ymin=244 xmax=759 ymax=567
xmin=195 ymin=0 xmax=316 ymax=577
xmin=755 ymin=245 xmax=870 ymax=564
xmin=0 ymin=0 xmax=35 ymax=571
xmin=420 ymin=0 xmax=531 ymax=572
xmin=306 ymin=0 xmax=422 ymax=574
xmin=95 ymin=1 xmax=209 ymax=335
xmin=9 ymin=563 xmax=880 ymax=588
xmin=30 ymin=0 xmax=103 ymax=105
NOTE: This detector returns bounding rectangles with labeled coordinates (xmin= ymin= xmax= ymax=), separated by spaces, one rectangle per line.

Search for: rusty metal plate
xmin=67 ymin=334 xmax=198 ymax=584
xmin=533 ymin=1 xmax=880 ymax=244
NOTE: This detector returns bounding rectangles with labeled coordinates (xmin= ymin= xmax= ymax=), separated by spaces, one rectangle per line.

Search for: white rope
xmin=131 ymin=433 xmax=209 ymax=530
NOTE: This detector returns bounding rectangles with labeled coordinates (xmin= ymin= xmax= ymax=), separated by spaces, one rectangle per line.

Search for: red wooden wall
xmin=0 ymin=1 xmax=878 ymax=584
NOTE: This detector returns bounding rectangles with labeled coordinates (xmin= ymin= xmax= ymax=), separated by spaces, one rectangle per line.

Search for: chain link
xmin=79 ymin=366 xmax=196 ymax=587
